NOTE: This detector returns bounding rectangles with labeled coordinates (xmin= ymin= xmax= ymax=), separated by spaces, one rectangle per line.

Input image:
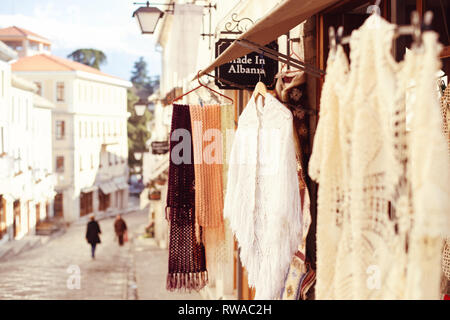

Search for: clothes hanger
xmin=254 ymin=53 xmax=268 ymax=101
xmin=254 ymin=75 xmax=267 ymax=100
xmin=170 ymin=71 xmax=234 ymax=105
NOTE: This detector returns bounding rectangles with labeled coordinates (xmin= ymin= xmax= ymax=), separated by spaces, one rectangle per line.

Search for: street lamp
xmin=132 ymin=2 xmax=164 ymax=34
xmin=134 ymin=100 xmax=147 ymax=116
xmin=134 ymin=152 xmax=143 ymax=161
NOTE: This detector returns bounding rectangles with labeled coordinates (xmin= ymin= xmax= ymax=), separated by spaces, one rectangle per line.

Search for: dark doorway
xmin=54 ymin=193 xmax=63 ymax=218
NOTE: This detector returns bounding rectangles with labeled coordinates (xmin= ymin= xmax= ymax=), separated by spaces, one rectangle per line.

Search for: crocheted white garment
xmin=310 ymin=15 xmax=450 ymax=300
xmin=224 ymin=93 xmax=302 ymax=300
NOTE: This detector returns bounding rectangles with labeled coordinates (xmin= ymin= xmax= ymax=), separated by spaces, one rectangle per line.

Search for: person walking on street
xmin=114 ymin=215 xmax=127 ymax=246
xmin=86 ymin=215 xmax=101 ymax=259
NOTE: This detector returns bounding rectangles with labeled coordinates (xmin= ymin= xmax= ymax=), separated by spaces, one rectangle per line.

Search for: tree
xmin=130 ymin=57 xmax=158 ymax=99
xmin=67 ymin=49 xmax=107 ymax=70
xmin=127 ymin=57 xmax=160 ymax=179
xmin=127 ymin=88 xmax=152 ymax=177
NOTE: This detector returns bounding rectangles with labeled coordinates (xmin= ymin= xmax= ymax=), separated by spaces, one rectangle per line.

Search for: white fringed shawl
xmin=224 ymin=93 xmax=302 ymax=300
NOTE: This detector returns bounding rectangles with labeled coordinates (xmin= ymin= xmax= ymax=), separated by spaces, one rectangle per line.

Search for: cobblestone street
xmin=0 ymin=205 xmax=201 ymax=300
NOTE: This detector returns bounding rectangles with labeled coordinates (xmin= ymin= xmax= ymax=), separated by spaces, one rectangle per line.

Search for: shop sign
xmin=214 ymin=39 xmax=278 ymax=90
xmin=151 ymin=141 xmax=169 ymax=155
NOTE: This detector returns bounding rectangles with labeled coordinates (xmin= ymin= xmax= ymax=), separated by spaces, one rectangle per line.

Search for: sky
xmin=0 ymin=0 xmax=162 ymax=80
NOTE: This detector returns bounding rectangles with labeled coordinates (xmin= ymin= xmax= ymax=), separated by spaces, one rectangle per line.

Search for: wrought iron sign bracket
xmin=200 ymin=3 xmax=218 ymax=49
xmin=221 ymin=13 xmax=255 ymax=35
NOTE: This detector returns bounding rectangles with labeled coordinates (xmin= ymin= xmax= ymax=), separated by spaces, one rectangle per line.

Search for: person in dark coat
xmin=114 ymin=215 xmax=127 ymax=246
xmin=85 ymin=215 xmax=101 ymax=259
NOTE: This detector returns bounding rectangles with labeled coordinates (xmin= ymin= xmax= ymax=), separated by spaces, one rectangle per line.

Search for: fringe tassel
xmin=165 ymin=206 xmax=170 ymax=221
xmin=195 ymin=222 xmax=201 ymax=244
xmin=166 ymin=271 xmax=209 ymax=292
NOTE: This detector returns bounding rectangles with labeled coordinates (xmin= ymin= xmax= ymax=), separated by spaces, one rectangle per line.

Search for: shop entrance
xmin=0 ymin=195 xmax=6 ymax=240
xmin=13 ymin=200 xmax=20 ymax=238
xmin=54 ymin=193 xmax=63 ymax=218
xmin=99 ymin=191 xmax=110 ymax=211
xmin=35 ymin=203 xmax=40 ymax=225
xmin=80 ymin=192 xmax=93 ymax=217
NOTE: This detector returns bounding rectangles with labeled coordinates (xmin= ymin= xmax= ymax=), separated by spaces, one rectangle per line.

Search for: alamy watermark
xmin=366 ymin=265 xmax=381 ymax=290
xmin=170 ymin=121 xmax=283 ymax=176
xmin=66 ymin=265 xmax=81 ymax=290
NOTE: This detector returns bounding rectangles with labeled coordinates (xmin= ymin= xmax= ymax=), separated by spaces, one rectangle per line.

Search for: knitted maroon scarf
xmin=166 ymin=104 xmax=208 ymax=291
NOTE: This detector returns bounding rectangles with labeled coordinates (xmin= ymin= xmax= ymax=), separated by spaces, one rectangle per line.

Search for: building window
xmin=29 ymin=41 xmax=39 ymax=51
xmin=56 ymin=82 xmax=65 ymax=102
xmin=44 ymin=44 xmax=50 ymax=51
xmin=84 ymin=121 xmax=88 ymax=138
xmin=56 ymin=156 xmax=64 ymax=173
xmin=91 ymin=122 xmax=94 ymax=138
xmin=4 ymin=40 xmax=22 ymax=51
xmin=56 ymin=120 xmax=65 ymax=140
xmin=0 ymin=127 xmax=5 ymax=155
xmin=35 ymin=82 xmax=42 ymax=96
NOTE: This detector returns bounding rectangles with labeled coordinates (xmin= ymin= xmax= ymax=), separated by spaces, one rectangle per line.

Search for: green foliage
xmin=130 ymin=56 xmax=160 ymax=99
xmin=67 ymin=49 xmax=107 ymax=70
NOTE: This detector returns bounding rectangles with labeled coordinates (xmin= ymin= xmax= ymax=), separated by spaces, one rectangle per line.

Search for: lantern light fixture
xmin=132 ymin=2 xmax=167 ymax=34
xmin=134 ymin=152 xmax=143 ymax=161
xmin=134 ymin=100 xmax=148 ymax=116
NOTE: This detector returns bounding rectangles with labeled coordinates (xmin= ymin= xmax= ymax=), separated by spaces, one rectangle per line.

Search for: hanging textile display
xmin=190 ymin=104 xmax=224 ymax=227
xmin=216 ymin=103 xmax=235 ymax=268
xmin=309 ymin=14 xmax=450 ymax=300
xmin=190 ymin=104 xmax=225 ymax=282
xmin=440 ymin=86 xmax=450 ymax=298
xmin=224 ymin=92 xmax=302 ymax=300
xmin=404 ymin=30 xmax=449 ymax=300
xmin=280 ymin=155 xmax=313 ymax=300
xmin=166 ymin=104 xmax=208 ymax=292
xmin=274 ymin=70 xmax=314 ymax=190
xmin=308 ymin=44 xmax=350 ymax=300
xmin=221 ymin=104 xmax=235 ymax=198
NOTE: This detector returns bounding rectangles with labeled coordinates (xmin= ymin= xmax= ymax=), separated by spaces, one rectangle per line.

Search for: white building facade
xmin=2 ymin=25 xmax=133 ymax=223
xmin=12 ymin=65 xmax=132 ymax=222
xmin=0 ymin=41 xmax=56 ymax=244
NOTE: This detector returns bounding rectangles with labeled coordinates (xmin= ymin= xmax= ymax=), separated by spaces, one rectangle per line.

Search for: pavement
xmin=0 ymin=203 xmax=202 ymax=300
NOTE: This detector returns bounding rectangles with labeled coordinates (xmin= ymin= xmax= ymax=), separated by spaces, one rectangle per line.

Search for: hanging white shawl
xmin=224 ymin=92 xmax=302 ymax=299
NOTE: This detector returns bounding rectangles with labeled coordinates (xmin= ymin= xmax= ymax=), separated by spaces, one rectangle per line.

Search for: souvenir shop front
xmin=164 ymin=0 xmax=449 ymax=300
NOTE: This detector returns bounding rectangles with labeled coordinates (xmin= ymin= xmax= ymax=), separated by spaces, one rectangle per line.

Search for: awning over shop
xmin=81 ymin=185 xmax=98 ymax=193
xmin=98 ymin=182 xmax=117 ymax=194
xmin=198 ymin=0 xmax=340 ymax=77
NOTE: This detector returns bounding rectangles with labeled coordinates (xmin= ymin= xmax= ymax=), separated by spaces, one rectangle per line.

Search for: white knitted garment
xmin=310 ymin=15 xmax=450 ymax=300
xmin=224 ymin=93 xmax=302 ymax=300
xmin=403 ymin=31 xmax=450 ymax=299
xmin=308 ymin=44 xmax=350 ymax=299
